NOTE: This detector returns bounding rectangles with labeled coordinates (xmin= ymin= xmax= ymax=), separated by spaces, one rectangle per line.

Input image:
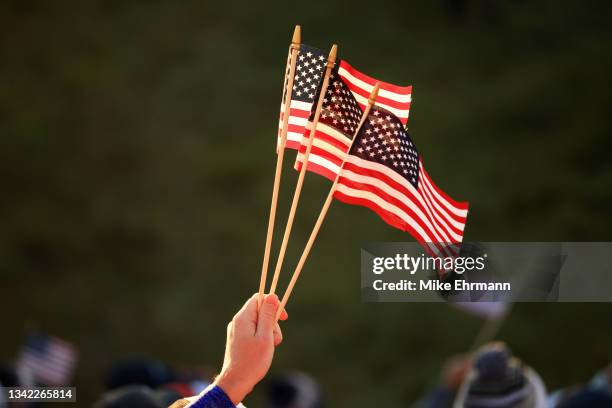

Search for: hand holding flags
xmin=259 ymin=26 xmax=469 ymax=314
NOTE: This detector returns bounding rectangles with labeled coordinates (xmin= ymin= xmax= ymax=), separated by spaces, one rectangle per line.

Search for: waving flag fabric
xmin=277 ymin=44 xmax=327 ymax=150
xmin=333 ymin=105 xmax=468 ymax=257
xmin=294 ymin=70 xmax=364 ymax=180
xmin=294 ymin=61 xmax=412 ymax=181
xmin=338 ymin=60 xmax=412 ymax=125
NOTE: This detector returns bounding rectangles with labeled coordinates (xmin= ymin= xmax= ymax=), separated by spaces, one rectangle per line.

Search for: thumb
xmin=256 ymin=294 xmax=279 ymax=338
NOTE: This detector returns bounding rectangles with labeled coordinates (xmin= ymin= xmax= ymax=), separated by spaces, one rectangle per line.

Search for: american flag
xmin=333 ymin=105 xmax=469 ymax=258
xmin=294 ymin=70 xmax=364 ymax=179
xmin=16 ymin=334 xmax=78 ymax=386
xmin=294 ymin=61 xmax=412 ymax=181
xmin=277 ymin=44 xmax=327 ymax=150
xmin=338 ymin=60 xmax=412 ymax=125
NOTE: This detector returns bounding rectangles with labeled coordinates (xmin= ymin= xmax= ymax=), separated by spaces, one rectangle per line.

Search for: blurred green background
xmin=1 ymin=0 xmax=611 ymax=406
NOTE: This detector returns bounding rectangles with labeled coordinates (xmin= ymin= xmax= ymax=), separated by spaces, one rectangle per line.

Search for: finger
xmin=234 ymin=293 xmax=259 ymax=324
xmin=278 ymin=307 xmax=289 ymax=321
xmin=256 ymin=294 xmax=279 ymax=338
xmin=273 ymin=322 xmax=283 ymax=346
xmin=231 ymin=294 xmax=259 ymax=336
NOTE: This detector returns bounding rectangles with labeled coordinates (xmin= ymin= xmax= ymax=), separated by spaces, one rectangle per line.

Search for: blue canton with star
xmin=292 ymin=45 xmax=327 ymax=103
xmin=350 ymin=106 xmax=420 ymax=188
xmin=318 ymin=71 xmax=363 ymax=136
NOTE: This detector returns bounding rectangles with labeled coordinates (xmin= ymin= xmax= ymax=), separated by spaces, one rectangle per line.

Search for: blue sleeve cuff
xmin=189 ymin=385 xmax=236 ymax=408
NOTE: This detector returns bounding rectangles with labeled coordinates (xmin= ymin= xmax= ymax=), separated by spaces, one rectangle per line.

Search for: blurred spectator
xmin=93 ymin=385 xmax=164 ymax=408
xmin=98 ymin=357 xmax=217 ymax=407
xmin=550 ymin=361 xmax=612 ymax=407
xmin=453 ymin=342 xmax=547 ymax=408
xmin=105 ymin=358 xmax=177 ymax=390
xmin=265 ymin=371 xmax=323 ymax=408
xmin=0 ymin=363 xmax=20 ymax=388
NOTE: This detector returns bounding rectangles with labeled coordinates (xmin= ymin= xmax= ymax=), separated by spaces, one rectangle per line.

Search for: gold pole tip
xmin=292 ymin=25 xmax=301 ymax=44
xmin=328 ymin=44 xmax=338 ymax=63
xmin=368 ymin=82 xmax=380 ymax=105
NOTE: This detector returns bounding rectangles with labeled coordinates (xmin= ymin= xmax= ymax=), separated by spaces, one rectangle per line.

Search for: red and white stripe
xmin=338 ymin=60 xmax=412 ymax=125
xmin=335 ymin=154 xmax=468 ymax=257
xmin=294 ymin=60 xmax=412 ymax=175
xmin=295 ymin=122 xmax=468 ymax=257
xmin=278 ymin=100 xmax=314 ymax=150
xmin=294 ymin=120 xmax=350 ymax=180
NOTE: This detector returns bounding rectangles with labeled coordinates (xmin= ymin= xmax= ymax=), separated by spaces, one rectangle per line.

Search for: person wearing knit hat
xmin=265 ymin=371 xmax=323 ymax=408
xmin=453 ymin=342 xmax=547 ymax=408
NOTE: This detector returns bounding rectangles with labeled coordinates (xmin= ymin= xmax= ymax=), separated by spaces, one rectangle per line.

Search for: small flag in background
xmin=278 ymin=44 xmax=328 ymax=150
xmin=294 ymin=62 xmax=412 ymax=181
xmin=333 ymin=105 xmax=469 ymax=258
xmin=17 ymin=333 xmax=78 ymax=386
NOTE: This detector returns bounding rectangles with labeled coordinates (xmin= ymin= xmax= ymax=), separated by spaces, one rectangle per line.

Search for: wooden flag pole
xmin=258 ymin=25 xmax=301 ymax=308
xmin=276 ymin=83 xmax=381 ymax=320
xmin=268 ymin=44 xmax=338 ymax=295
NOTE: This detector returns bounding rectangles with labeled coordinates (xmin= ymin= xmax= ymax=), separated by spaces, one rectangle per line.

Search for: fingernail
xmin=266 ymin=294 xmax=279 ymax=304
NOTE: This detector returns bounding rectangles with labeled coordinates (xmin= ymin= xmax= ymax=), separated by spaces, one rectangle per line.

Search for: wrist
xmin=214 ymin=370 xmax=251 ymax=405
